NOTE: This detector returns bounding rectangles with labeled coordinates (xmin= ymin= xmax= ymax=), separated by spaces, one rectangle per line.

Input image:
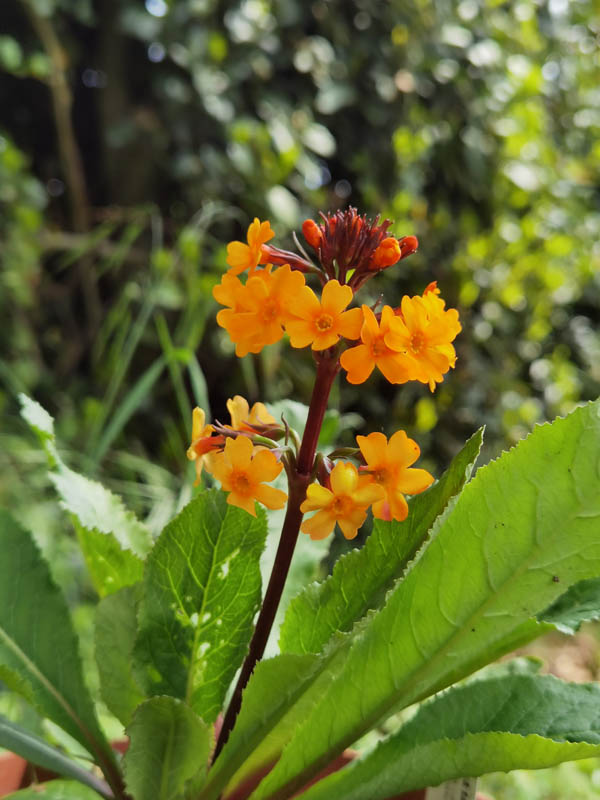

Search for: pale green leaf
xmin=5 ymin=781 xmax=102 ymax=799
xmin=280 ymin=429 xmax=483 ymax=654
xmin=0 ymin=510 xmax=118 ymax=784
xmin=19 ymin=394 xmax=151 ymax=597
xmin=124 ymin=697 xmax=212 ymax=800
xmin=252 ymin=401 xmax=600 ymax=800
xmin=297 ymin=674 xmax=600 ymax=800
xmin=133 ymin=490 xmax=267 ymax=722
xmin=538 ymin=577 xmax=600 ymax=633
xmin=95 ymin=585 xmax=146 ymax=726
xmin=0 ymin=716 xmax=111 ymax=799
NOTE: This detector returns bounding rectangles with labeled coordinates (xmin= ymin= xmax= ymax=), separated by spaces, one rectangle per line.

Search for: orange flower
xmin=211 ymin=436 xmax=287 ymax=516
xmin=369 ymin=237 xmax=402 ymax=270
xmin=186 ymin=407 xmax=223 ymax=484
xmin=226 ymin=218 xmax=274 ymax=276
xmin=227 ymin=395 xmax=276 ymax=431
xmin=385 ymin=283 xmax=461 ymax=391
xmin=300 ymin=461 xmax=384 ymax=540
xmin=357 ymin=431 xmax=434 ymax=522
xmin=285 ymin=280 xmax=363 ymax=351
xmin=340 ymin=305 xmax=411 ymax=385
xmin=214 ymin=265 xmax=306 ymax=356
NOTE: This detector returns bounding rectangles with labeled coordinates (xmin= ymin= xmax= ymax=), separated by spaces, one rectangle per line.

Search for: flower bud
xmin=302 ymin=219 xmax=322 ymax=250
xmin=369 ymin=237 xmax=402 ymax=270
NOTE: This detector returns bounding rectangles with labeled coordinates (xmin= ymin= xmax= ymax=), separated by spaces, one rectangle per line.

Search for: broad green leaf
xmin=5 ymin=781 xmax=101 ymax=799
xmin=95 ymin=585 xmax=146 ymax=726
xmin=133 ymin=490 xmax=267 ymax=722
xmin=124 ymin=697 xmax=212 ymax=800
xmin=252 ymin=401 xmax=600 ymax=800
xmin=296 ymin=674 xmax=600 ymax=800
xmin=202 ymin=653 xmax=321 ymax=800
xmin=538 ymin=577 xmax=600 ymax=633
xmin=280 ymin=429 xmax=483 ymax=654
xmin=0 ymin=716 xmax=112 ymax=799
xmin=0 ymin=510 xmax=118 ymax=787
xmin=19 ymin=394 xmax=151 ymax=597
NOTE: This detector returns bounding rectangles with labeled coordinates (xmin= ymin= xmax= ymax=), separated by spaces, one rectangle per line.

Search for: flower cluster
xmin=191 ymin=208 xmax=461 ymax=539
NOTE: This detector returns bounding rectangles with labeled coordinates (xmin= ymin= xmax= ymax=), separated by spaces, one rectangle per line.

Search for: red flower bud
xmin=302 ymin=219 xmax=322 ymax=250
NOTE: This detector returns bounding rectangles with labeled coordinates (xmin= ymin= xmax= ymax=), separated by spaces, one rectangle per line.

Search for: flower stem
xmin=212 ymin=352 xmax=339 ymax=762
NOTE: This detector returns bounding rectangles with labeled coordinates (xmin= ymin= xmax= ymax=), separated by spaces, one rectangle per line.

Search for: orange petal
xmin=321 ymin=280 xmax=353 ymax=315
xmin=356 ymin=432 xmax=388 ymax=467
xmin=340 ymin=344 xmax=375 ymax=384
xmin=397 ymin=467 xmax=434 ymax=495
xmin=301 ymin=483 xmax=334 ymax=512
xmin=329 ymin=462 xmax=359 ymax=495
xmin=254 ymin=483 xmax=288 ymax=510
xmin=301 ymin=509 xmax=336 ymax=540
xmin=227 ymin=491 xmax=257 ymax=516
xmin=336 ymin=308 xmax=363 ymax=341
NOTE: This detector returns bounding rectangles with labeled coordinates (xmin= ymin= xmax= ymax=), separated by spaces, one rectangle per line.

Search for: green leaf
xmin=0 ymin=716 xmax=112 ymax=799
xmin=124 ymin=697 xmax=212 ymax=800
xmin=202 ymin=653 xmax=321 ymax=800
xmin=5 ymin=781 xmax=102 ymax=799
xmin=296 ymin=674 xmax=600 ymax=800
xmin=252 ymin=401 xmax=600 ymax=800
xmin=133 ymin=490 xmax=267 ymax=722
xmin=538 ymin=577 xmax=600 ymax=633
xmin=95 ymin=585 xmax=146 ymax=726
xmin=0 ymin=510 xmax=118 ymax=786
xmin=280 ymin=429 xmax=483 ymax=654
xmin=19 ymin=394 xmax=152 ymax=597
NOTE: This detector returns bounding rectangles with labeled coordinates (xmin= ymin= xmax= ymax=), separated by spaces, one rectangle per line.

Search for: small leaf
xmin=0 ymin=510 xmax=118 ymax=785
xmin=0 ymin=716 xmax=112 ymax=799
xmin=296 ymin=674 xmax=600 ymax=800
xmin=133 ymin=490 xmax=267 ymax=722
xmin=95 ymin=585 xmax=146 ymax=726
xmin=280 ymin=429 xmax=484 ymax=655
xmin=19 ymin=394 xmax=152 ymax=597
xmin=539 ymin=577 xmax=600 ymax=633
xmin=5 ymin=781 xmax=102 ymax=799
xmin=124 ymin=697 xmax=212 ymax=800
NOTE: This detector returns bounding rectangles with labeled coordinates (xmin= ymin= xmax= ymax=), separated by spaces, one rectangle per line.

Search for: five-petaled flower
xmin=211 ymin=436 xmax=287 ymax=516
xmin=356 ymin=431 xmax=434 ymax=521
xmin=385 ymin=282 xmax=462 ymax=391
xmin=286 ymin=279 xmax=363 ymax=351
xmin=340 ymin=305 xmax=411 ymax=385
xmin=226 ymin=218 xmax=274 ymax=276
xmin=300 ymin=461 xmax=384 ymax=540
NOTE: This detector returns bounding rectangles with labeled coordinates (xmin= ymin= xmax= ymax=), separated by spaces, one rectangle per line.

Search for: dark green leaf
xmin=539 ymin=577 xmax=600 ymax=633
xmin=297 ymin=674 xmax=600 ymax=800
xmin=124 ymin=697 xmax=212 ymax=800
xmin=0 ymin=716 xmax=111 ymax=799
xmin=5 ymin=781 xmax=101 ymax=799
xmin=0 ymin=510 xmax=118 ymax=784
xmin=133 ymin=490 xmax=267 ymax=722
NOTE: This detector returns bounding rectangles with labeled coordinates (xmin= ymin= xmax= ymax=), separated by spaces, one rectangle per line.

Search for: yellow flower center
xmin=410 ymin=332 xmax=425 ymax=353
xmin=331 ymin=495 xmax=353 ymax=516
xmin=371 ymin=337 xmax=387 ymax=358
xmin=232 ymin=472 xmax=252 ymax=495
xmin=261 ymin=300 xmax=279 ymax=323
xmin=315 ymin=313 xmax=334 ymax=331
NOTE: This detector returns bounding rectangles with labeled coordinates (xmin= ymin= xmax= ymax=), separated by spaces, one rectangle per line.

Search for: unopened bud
xmin=398 ymin=235 xmax=419 ymax=259
xmin=369 ymin=237 xmax=402 ymax=270
xmin=302 ymin=219 xmax=322 ymax=250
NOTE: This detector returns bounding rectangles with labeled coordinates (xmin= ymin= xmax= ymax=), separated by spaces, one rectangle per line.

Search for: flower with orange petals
xmin=340 ymin=305 xmax=411 ymax=385
xmin=226 ymin=218 xmax=274 ymax=276
xmin=385 ymin=284 xmax=461 ymax=391
xmin=357 ymin=431 xmax=434 ymax=522
xmin=214 ymin=265 xmax=306 ymax=356
xmin=211 ymin=435 xmax=287 ymax=516
xmin=300 ymin=461 xmax=384 ymax=540
xmin=227 ymin=395 xmax=276 ymax=431
xmin=186 ymin=407 xmax=223 ymax=484
xmin=285 ymin=280 xmax=363 ymax=351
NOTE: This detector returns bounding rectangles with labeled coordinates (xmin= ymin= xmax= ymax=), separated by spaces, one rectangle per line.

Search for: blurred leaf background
xmin=1 ymin=0 xmax=599 ymax=795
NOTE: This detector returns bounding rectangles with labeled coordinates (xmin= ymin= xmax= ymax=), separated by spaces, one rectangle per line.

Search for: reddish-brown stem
xmin=213 ymin=353 xmax=340 ymax=762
